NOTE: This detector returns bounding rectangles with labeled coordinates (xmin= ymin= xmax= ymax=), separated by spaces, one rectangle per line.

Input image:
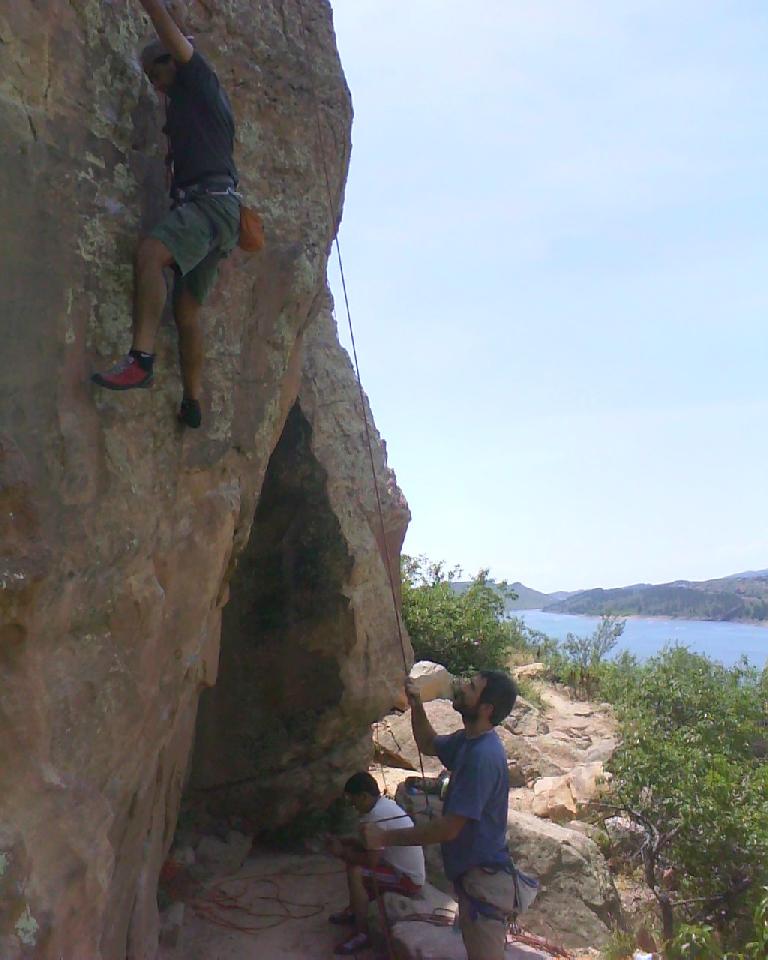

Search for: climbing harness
xmin=162 ymin=95 xmax=264 ymax=251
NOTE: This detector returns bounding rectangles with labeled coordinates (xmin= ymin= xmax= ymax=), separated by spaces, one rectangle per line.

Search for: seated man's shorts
xmin=361 ymin=863 xmax=421 ymax=899
xmin=150 ymin=192 xmax=241 ymax=306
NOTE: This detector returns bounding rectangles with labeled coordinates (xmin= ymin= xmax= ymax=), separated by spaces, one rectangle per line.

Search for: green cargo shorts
xmin=150 ymin=192 xmax=241 ymax=305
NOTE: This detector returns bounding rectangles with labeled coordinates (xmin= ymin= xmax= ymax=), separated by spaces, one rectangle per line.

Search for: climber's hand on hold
xmin=137 ymin=0 xmax=194 ymax=64
xmin=164 ymin=0 xmax=189 ymax=29
xmin=405 ymin=677 xmax=439 ymax=757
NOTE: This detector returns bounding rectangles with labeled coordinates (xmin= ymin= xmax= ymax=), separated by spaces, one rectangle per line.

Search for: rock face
xmin=188 ymin=307 xmax=412 ymax=823
xmin=531 ymin=762 xmax=610 ymax=821
xmin=504 ymin=687 xmax=617 ymax=801
xmin=391 ymin=660 xmax=455 ymax=711
xmin=507 ymin=811 xmax=624 ymax=949
xmin=0 ymin=4 xmax=410 ymax=959
xmin=374 ymin=699 xmax=463 ymax=775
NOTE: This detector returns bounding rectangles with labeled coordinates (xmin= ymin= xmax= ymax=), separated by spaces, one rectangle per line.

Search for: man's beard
xmin=452 ymin=694 xmax=480 ymax=722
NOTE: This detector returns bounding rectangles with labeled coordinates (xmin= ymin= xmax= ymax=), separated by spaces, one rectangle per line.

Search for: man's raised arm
xmin=138 ymin=0 xmax=194 ymax=63
xmin=405 ymin=678 xmax=439 ymax=757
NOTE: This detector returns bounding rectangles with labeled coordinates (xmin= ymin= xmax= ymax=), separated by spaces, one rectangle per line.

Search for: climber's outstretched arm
xmin=137 ymin=0 xmax=194 ymax=64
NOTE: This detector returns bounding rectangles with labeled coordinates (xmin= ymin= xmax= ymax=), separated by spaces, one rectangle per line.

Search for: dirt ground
xmin=163 ymin=851 xmax=355 ymax=960
xmin=162 ymin=847 xmax=598 ymax=960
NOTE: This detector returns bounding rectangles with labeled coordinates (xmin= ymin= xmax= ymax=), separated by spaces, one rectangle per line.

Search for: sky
xmin=328 ymin=0 xmax=768 ymax=593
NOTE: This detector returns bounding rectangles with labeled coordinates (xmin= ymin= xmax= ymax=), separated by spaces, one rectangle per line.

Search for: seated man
xmin=328 ymin=771 xmax=425 ymax=956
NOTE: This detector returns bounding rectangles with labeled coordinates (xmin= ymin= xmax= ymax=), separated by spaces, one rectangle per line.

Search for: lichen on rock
xmin=0 ymin=3 xmax=411 ymax=958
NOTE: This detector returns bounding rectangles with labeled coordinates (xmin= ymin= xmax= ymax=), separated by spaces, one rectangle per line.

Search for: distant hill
xmin=546 ymin=572 xmax=768 ymax=622
xmin=724 ymin=569 xmax=768 ymax=581
xmin=450 ymin=580 xmax=570 ymax=611
xmin=449 ymin=569 xmax=768 ymax=622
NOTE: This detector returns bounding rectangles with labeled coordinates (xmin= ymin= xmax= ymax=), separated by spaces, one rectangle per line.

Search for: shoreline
xmin=509 ymin=608 xmax=768 ymax=628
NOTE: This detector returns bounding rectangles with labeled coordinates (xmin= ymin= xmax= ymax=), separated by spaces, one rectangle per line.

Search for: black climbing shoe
xmin=178 ymin=398 xmax=202 ymax=429
xmin=328 ymin=910 xmax=355 ymax=926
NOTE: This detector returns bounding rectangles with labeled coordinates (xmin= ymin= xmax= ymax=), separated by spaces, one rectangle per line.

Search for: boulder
xmin=570 ymin=762 xmax=610 ymax=808
xmin=411 ymin=661 xmax=455 ymax=701
xmin=513 ymin=662 xmax=548 ymax=680
xmin=391 ymin=921 xmax=552 ymax=960
xmin=195 ymin=831 xmax=252 ymax=876
xmin=531 ymin=762 xmax=609 ymax=821
xmin=374 ymin=700 xmax=463 ymax=775
xmin=565 ymin=821 xmax=609 ymax=845
xmin=503 ymin=697 xmax=549 ymax=738
xmin=506 ymin=811 xmax=624 ymax=949
xmin=0 ymin=2 xmax=413 ymax=956
xmin=501 ymin=731 xmax=586 ymax=781
xmin=371 ymin=883 xmax=551 ymax=960
xmin=532 ymin=776 xmax=577 ymax=821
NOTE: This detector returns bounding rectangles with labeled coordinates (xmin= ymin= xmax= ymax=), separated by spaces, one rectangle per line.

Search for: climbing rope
xmin=188 ymin=862 xmax=345 ymax=935
xmin=292 ymin=1 xmax=434 ymax=803
xmin=292 ymin=4 xmax=437 ymax=957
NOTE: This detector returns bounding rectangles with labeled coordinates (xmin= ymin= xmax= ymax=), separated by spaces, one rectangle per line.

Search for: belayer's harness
xmin=455 ymin=856 xmax=540 ymax=923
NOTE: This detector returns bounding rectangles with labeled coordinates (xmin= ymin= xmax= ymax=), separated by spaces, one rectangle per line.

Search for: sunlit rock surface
xmin=0 ymin=3 xmax=409 ymax=957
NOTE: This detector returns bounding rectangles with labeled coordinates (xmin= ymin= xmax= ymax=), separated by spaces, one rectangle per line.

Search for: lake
xmin=511 ymin=609 xmax=768 ymax=667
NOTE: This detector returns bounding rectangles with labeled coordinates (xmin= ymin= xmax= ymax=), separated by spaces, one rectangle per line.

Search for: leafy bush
xmin=543 ymin=614 xmax=626 ymax=698
xmin=667 ymin=889 xmax=768 ymax=958
xmin=401 ymin=555 xmax=531 ymax=675
xmin=601 ymin=928 xmax=637 ymax=960
xmin=604 ymin=647 xmax=768 ymax=949
xmin=514 ymin=674 xmax=545 ymax=709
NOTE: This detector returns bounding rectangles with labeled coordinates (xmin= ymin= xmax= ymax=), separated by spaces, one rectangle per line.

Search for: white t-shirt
xmin=360 ymin=796 xmax=426 ymax=886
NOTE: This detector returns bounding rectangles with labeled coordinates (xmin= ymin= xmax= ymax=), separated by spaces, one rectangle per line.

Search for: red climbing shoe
xmin=92 ymin=355 xmax=153 ymax=391
xmin=334 ymin=932 xmax=371 ymax=955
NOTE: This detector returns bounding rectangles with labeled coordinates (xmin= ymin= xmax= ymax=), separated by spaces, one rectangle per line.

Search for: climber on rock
xmin=91 ymin=0 xmax=240 ymax=429
xmin=363 ymin=671 xmax=520 ymax=960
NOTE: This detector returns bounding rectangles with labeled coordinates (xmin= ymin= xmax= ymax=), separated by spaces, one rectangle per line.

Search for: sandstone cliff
xmin=0 ymin=3 xmax=410 ymax=958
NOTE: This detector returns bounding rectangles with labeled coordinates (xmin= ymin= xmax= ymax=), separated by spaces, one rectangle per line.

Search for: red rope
xmin=189 ymin=865 xmax=345 ymax=935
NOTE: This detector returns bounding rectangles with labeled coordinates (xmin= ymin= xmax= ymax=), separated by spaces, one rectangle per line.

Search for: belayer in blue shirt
xmin=363 ymin=669 xmax=519 ymax=960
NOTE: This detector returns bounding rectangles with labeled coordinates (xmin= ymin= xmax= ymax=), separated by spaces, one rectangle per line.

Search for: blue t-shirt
xmin=434 ymin=729 xmax=510 ymax=881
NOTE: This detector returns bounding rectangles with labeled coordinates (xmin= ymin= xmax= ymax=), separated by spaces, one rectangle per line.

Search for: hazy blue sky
xmin=329 ymin=1 xmax=767 ymax=592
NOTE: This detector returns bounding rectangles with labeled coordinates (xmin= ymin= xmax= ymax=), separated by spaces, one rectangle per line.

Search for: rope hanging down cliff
xmin=293 ymin=9 xmax=432 ymax=958
xmin=293 ymin=4 xmax=433 ymax=796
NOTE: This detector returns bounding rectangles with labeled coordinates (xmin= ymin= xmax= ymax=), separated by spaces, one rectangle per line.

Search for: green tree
xmin=543 ymin=614 xmax=626 ymax=698
xmin=401 ymin=555 xmax=524 ymax=675
xmin=561 ymin=614 xmax=625 ymax=697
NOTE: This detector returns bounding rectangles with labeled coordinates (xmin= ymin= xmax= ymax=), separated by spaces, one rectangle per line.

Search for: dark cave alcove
xmin=185 ymin=401 xmax=357 ymax=824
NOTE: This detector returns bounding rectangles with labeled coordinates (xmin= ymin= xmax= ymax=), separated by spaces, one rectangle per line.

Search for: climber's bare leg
xmin=132 ymin=236 xmax=175 ymax=354
xmin=173 ymin=285 xmax=204 ymax=400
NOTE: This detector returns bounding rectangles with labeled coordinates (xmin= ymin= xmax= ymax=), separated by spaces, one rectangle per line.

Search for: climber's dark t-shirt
xmin=165 ymin=52 xmax=238 ymax=189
